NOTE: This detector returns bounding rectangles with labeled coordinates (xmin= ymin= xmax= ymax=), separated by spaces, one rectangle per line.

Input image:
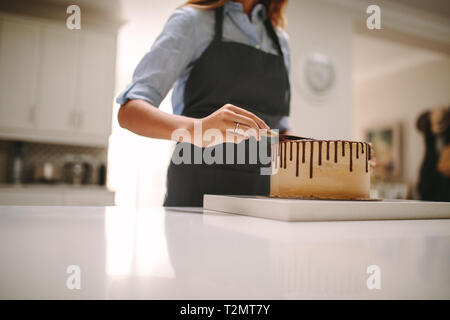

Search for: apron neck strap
xmin=214 ymin=6 xmax=224 ymax=42
xmin=214 ymin=5 xmax=284 ymax=58
xmin=264 ymin=17 xmax=283 ymax=57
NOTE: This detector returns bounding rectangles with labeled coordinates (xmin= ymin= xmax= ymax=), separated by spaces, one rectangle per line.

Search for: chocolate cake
xmin=270 ymin=139 xmax=371 ymax=200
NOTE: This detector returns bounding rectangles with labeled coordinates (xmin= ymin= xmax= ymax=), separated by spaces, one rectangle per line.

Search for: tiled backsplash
xmin=0 ymin=140 xmax=107 ymax=184
xmin=0 ymin=141 xmax=8 ymax=183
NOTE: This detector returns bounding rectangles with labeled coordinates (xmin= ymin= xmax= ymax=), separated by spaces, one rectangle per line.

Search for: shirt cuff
xmin=116 ymin=82 xmax=163 ymax=107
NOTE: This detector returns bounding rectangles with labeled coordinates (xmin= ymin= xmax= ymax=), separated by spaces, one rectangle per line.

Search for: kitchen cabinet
xmin=0 ymin=17 xmax=40 ymax=131
xmin=0 ymin=13 xmax=117 ymax=147
xmin=76 ymin=30 xmax=115 ymax=139
xmin=37 ymin=24 xmax=79 ymax=133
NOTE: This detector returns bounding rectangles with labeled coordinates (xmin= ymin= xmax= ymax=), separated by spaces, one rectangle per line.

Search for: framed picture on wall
xmin=365 ymin=122 xmax=402 ymax=182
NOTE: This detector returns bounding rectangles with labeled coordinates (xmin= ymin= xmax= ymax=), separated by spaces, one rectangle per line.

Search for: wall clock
xmin=303 ymin=53 xmax=335 ymax=96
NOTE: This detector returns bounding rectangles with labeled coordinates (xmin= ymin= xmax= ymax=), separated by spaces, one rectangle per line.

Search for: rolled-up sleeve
xmin=116 ymin=8 xmax=197 ymax=106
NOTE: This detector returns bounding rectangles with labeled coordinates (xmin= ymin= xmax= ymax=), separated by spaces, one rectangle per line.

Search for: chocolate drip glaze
xmin=365 ymin=143 xmax=368 ymax=173
xmin=296 ymin=141 xmax=299 ymax=177
xmin=275 ymin=139 xmax=371 ymax=178
xmin=280 ymin=142 xmax=284 ymax=169
xmin=290 ymin=141 xmax=293 ymax=161
xmin=302 ymin=141 xmax=305 ymax=163
xmin=349 ymin=142 xmax=353 ymax=172
xmin=281 ymin=143 xmax=284 ymax=169
xmin=309 ymin=141 xmax=314 ymax=178
xmin=334 ymin=141 xmax=338 ymax=163
xmin=318 ymin=141 xmax=323 ymax=166
xmin=326 ymin=141 xmax=330 ymax=161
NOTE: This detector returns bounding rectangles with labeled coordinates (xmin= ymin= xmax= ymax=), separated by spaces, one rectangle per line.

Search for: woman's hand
xmin=195 ymin=104 xmax=270 ymax=147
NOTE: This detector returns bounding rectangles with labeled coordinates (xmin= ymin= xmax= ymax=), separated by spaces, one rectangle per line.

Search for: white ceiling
xmin=353 ymin=34 xmax=448 ymax=84
xmin=44 ymin=0 xmax=122 ymax=17
xmin=394 ymin=0 xmax=450 ymax=18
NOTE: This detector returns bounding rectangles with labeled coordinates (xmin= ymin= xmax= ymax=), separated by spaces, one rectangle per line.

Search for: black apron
xmin=163 ymin=5 xmax=290 ymax=207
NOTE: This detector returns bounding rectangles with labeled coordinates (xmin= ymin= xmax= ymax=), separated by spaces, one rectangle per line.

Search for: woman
xmin=417 ymin=106 xmax=450 ymax=202
xmin=117 ymin=0 xmax=291 ymax=206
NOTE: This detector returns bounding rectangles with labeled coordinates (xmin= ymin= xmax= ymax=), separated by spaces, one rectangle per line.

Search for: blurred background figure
xmin=417 ymin=106 xmax=450 ymax=201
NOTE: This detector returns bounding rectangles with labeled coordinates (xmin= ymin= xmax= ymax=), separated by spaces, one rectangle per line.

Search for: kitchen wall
xmin=286 ymin=0 xmax=354 ymax=140
xmin=354 ymin=36 xmax=450 ymax=195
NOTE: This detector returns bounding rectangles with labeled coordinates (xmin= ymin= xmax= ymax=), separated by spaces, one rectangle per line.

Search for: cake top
xmin=272 ymin=139 xmax=372 ymax=177
xmin=277 ymin=135 xmax=367 ymax=145
xmin=268 ymin=131 xmax=368 ymax=144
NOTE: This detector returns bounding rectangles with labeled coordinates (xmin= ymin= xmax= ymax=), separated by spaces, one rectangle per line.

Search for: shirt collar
xmin=225 ymin=1 xmax=267 ymax=21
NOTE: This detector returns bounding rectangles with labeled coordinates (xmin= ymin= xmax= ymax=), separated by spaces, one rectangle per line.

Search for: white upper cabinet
xmin=76 ymin=30 xmax=116 ymax=138
xmin=0 ymin=17 xmax=40 ymax=130
xmin=37 ymin=24 xmax=79 ymax=133
xmin=0 ymin=13 xmax=117 ymax=146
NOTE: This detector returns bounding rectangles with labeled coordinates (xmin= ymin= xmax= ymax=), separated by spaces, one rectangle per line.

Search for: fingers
xmin=229 ymin=122 xmax=253 ymax=137
xmin=222 ymin=110 xmax=261 ymax=140
xmin=227 ymin=122 xmax=259 ymax=141
xmin=368 ymin=143 xmax=376 ymax=170
xmin=369 ymin=158 xmax=376 ymax=174
xmin=223 ymin=104 xmax=270 ymax=131
xmin=365 ymin=143 xmax=376 ymax=173
xmin=230 ymin=131 xmax=246 ymax=144
xmin=368 ymin=142 xmax=375 ymax=158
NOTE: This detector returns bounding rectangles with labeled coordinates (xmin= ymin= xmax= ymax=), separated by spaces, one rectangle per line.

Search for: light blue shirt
xmin=116 ymin=0 xmax=291 ymax=131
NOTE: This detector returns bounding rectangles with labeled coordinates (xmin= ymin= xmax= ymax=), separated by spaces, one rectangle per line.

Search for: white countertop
xmin=0 ymin=205 xmax=449 ymax=299
xmin=0 ymin=183 xmax=112 ymax=191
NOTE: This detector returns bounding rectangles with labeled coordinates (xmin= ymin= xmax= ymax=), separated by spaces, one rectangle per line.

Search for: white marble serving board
xmin=203 ymin=195 xmax=450 ymax=221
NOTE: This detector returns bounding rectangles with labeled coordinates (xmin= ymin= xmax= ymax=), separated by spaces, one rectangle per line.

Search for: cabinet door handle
xmin=28 ymin=105 xmax=36 ymax=124
xmin=77 ymin=111 xmax=83 ymax=128
xmin=68 ymin=110 xmax=73 ymax=127
xmin=68 ymin=109 xmax=76 ymax=127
